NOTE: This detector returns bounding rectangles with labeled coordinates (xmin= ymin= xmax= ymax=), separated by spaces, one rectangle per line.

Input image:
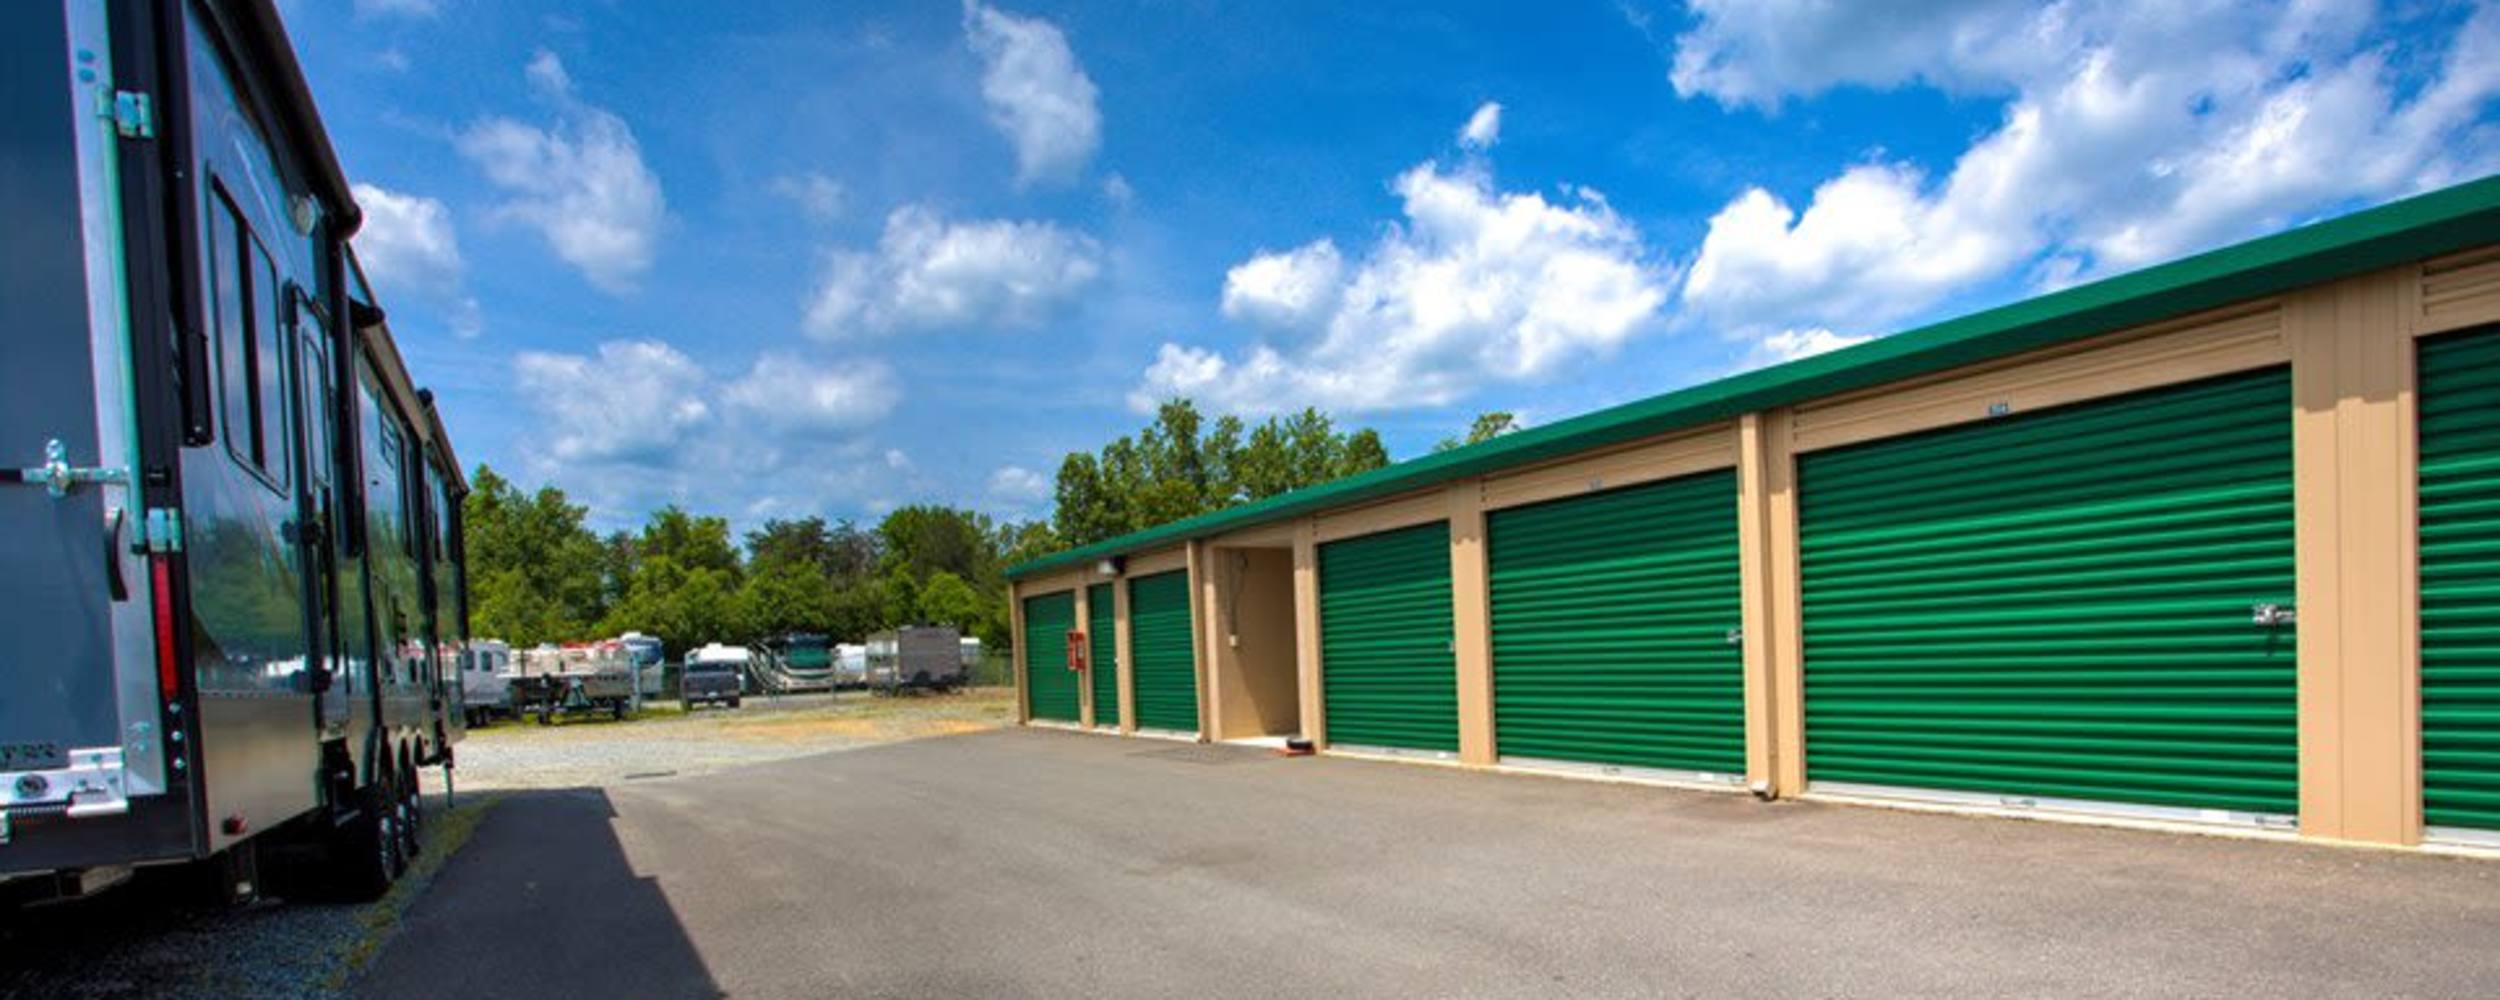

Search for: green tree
xmin=735 ymin=561 xmax=836 ymax=641
xmin=1340 ymin=429 xmax=1389 ymax=475
xmin=916 ymin=571 xmax=986 ymax=630
xmin=598 ymin=529 xmax=639 ymax=610
xmin=462 ymin=464 xmax=606 ymax=645
xmin=876 ymin=505 xmax=998 ymax=584
xmin=1047 ymin=401 xmax=1395 ymax=547
xmin=1433 ymin=411 xmax=1519 ymax=453
xmin=638 ymin=506 xmax=741 ymax=583
xmin=745 ymin=517 xmax=837 ymax=577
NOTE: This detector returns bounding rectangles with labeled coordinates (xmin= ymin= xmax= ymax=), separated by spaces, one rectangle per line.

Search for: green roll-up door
xmin=1021 ymin=591 xmax=1079 ymax=723
xmin=1088 ymin=583 xmax=1118 ymax=728
xmin=1320 ymin=521 xmax=1458 ymax=753
xmin=1488 ymin=470 xmax=1745 ymax=775
xmin=2421 ymin=326 xmax=2500 ymax=832
xmin=1128 ymin=570 xmax=1199 ymax=733
xmin=1798 ymin=367 xmax=2297 ymax=817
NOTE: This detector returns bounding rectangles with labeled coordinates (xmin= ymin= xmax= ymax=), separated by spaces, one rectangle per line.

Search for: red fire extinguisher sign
xmin=1066 ymin=630 xmax=1088 ymax=672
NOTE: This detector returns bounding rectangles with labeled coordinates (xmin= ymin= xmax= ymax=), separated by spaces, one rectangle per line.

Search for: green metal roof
xmin=1009 ymin=173 xmax=2500 ymax=580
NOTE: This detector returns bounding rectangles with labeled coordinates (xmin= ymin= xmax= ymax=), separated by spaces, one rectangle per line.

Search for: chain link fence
xmin=967 ymin=650 xmax=1015 ymax=689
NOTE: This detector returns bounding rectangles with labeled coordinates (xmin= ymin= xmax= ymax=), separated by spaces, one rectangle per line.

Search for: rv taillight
xmin=151 ymin=557 xmax=178 ymax=698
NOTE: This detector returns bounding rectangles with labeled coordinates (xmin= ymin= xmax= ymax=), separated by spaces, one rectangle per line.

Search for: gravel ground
xmin=0 ymin=687 xmax=1011 ymax=998
xmin=0 ymin=797 xmax=494 ymax=1000
xmin=437 ymin=687 xmax=1016 ymax=792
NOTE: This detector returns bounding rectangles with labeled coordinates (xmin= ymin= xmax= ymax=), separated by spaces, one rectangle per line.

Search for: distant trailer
xmin=2 ymin=0 xmax=469 ymax=906
xmin=866 ymin=626 xmax=970 ymax=694
xmin=616 ymin=631 xmax=664 ymax=701
xmin=834 ymin=643 xmax=868 ymax=688
xmin=509 ymin=643 xmax=635 ymax=724
xmin=462 ymin=641 xmax=514 ymax=726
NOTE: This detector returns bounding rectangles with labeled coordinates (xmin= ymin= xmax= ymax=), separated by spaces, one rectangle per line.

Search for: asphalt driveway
xmin=358 ymin=729 xmax=2500 ymax=999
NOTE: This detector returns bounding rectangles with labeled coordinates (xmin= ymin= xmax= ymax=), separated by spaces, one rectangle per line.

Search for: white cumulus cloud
xmin=963 ymin=1 xmax=1102 ymax=186
xmin=988 ymin=465 xmax=1051 ymax=503
xmin=459 ymin=50 xmax=666 ymax=294
xmin=513 ymin=340 xmax=713 ymax=463
xmin=804 ymin=205 xmax=1102 ymax=337
xmin=1745 ymin=327 xmax=1872 ymax=369
xmin=509 ymin=339 xmax=911 ymax=528
xmin=1137 ymin=111 xmax=1670 ymax=416
xmin=1220 ymin=240 xmax=1344 ymax=330
xmin=723 ymin=356 xmax=899 ymax=436
xmin=350 ymin=182 xmax=481 ymax=337
xmin=1674 ymin=0 xmax=2500 ymax=346
xmin=1458 ymin=101 xmax=1504 ymax=149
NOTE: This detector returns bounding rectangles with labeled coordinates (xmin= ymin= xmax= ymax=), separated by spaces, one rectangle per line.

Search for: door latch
xmin=2251 ymin=603 xmax=2296 ymax=627
xmin=4 ymin=439 xmax=128 ymax=498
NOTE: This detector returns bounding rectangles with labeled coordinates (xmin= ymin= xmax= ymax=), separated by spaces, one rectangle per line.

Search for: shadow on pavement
xmin=355 ymin=788 xmax=719 ymax=1000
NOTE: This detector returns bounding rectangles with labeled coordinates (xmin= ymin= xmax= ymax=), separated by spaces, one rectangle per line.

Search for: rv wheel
xmin=397 ymin=765 xmax=423 ymax=861
xmin=324 ymin=778 xmax=402 ymax=901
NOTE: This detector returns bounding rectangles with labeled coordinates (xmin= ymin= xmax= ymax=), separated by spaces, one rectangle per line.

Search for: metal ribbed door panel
xmin=1321 ymin=521 xmax=1458 ymax=752
xmin=1021 ymin=591 xmax=1079 ymax=723
xmin=1798 ymin=367 xmax=2297 ymax=816
xmin=1088 ymin=583 xmax=1118 ymax=728
xmin=1128 ymin=570 xmax=1199 ymax=733
xmin=2421 ymin=326 xmax=2500 ymax=832
xmin=1488 ymin=471 xmax=1745 ymax=774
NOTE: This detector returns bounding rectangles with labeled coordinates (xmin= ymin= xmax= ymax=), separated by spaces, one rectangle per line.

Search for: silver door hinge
xmin=109 ymin=90 xmax=153 ymax=139
xmin=2251 ymin=603 xmax=2296 ymax=627
xmin=144 ymin=508 xmax=184 ymax=554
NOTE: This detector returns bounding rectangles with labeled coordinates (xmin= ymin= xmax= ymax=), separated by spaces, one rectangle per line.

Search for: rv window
xmin=254 ymin=248 xmax=289 ymax=491
xmin=209 ymin=189 xmax=250 ymax=464
xmin=295 ymin=299 xmax=332 ymax=490
xmin=206 ymin=180 xmax=288 ymax=493
xmin=378 ymin=419 xmax=410 ymax=555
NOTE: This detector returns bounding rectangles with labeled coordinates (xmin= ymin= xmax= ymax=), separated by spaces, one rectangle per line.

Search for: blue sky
xmin=281 ymin=0 xmax=2500 ymax=532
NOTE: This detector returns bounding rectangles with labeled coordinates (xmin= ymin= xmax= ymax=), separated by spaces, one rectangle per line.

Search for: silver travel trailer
xmin=462 ymin=640 xmax=513 ymax=726
xmin=1 ymin=0 xmax=468 ymax=903
xmin=865 ymin=626 xmax=970 ymax=693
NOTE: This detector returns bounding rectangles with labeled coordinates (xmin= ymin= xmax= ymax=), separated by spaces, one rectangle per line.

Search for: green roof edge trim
xmin=1008 ymin=173 xmax=2500 ymax=580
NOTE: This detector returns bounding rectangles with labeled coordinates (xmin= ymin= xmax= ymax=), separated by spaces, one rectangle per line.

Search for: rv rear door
xmin=0 ymin=0 xmax=166 ymax=833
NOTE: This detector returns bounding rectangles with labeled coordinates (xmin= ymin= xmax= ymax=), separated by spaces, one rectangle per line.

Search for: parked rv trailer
xmin=462 ymin=640 xmax=514 ymax=726
xmin=617 ymin=631 xmax=663 ymax=700
xmin=1 ymin=0 xmax=467 ymax=904
xmin=866 ymin=627 xmax=970 ymax=693
xmin=834 ymin=643 xmax=869 ymax=688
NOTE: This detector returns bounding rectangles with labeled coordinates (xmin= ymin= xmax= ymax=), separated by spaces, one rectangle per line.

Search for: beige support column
xmin=1072 ymin=585 xmax=1095 ymax=729
xmin=1008 ymin=582 xmax=1029 ymax=724
xmin=1294 ymin=518 xmax=1326 ymax=748
xmin=1449 ymin=481 xmax=1496 ymax=766
xmin=1114 ymin=572 xmax=1136 ymax=734
xmin=2289 ymin=269 xmax=2422 ymax=846
xmin=1735 ymin=412 xmax=1801 ymax=794
xmin=1189 ymin=541 xmax=1217 ymax=740
xmin=1737 ymin=409 xmax=1809 ymax=796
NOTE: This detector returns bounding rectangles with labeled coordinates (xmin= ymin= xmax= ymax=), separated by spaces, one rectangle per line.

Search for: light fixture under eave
xmin=1096 ymin=556 xmax=1124 ymax=577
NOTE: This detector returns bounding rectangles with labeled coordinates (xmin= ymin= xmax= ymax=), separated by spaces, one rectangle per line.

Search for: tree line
xmin=463 ymin=466 xmax=1053 ymax=657
xmin=463 ymin=400 xmax=1508 ymax=656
